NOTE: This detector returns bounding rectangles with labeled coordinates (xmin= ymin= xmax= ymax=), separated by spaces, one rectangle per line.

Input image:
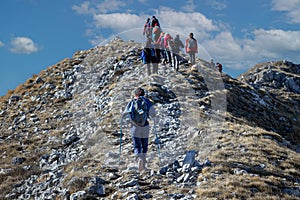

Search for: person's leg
xmin=153 ymin=63 xmax=158 ymax=74
xmin=141 ymin=137 xmax=149 ymax=154
xmin=189 ymin=52 xmax=193 ymax=64
xmin=171 ymin=52 xmax=175 ymax=69
xmin=190 ymin=52 xmax=195 ymax=64
xmin=133 ymin=137 xmax=145 ymax=172
xmin=174 ymin=53 xmax=179 ymax=71
xmin=167 ymin=50 xmax=172 ymax=66
xmin=132 ymin=137 xmax=142 ymax=155
xmin=147 ymin=63 xmax=151 ymax=76
xmin=140 ymin=137 xmax=149 ymax=171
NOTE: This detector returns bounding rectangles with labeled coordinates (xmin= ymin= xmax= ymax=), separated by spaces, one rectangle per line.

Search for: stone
xmin=88 ymin=184 xmax=105 ymax=196
xmin=70 ymin=190 xmax=86 ymax=200
xmin=183 ymin=150 xmax=196 ymax=166
xmin=12 ymin=157 xmax=26 ymax=165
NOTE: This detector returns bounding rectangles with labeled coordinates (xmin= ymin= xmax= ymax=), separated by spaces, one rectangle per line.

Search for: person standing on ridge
xmin=150 ymin=16 xmax=160 ymax=28
xmin=143 ymin=18 xmax=151 ymax=39
xmin=164 ymin=33 xmax=173 ymax=66
xmin=185 ymin=33 xmax=198 ymax=65
xmin=141 ymin=38 xmax=159 ymax=75
xmin=170 ymin=34 xmax=184 ymax=71
xmin=123 ymin=87 xmax=156 ymax=173
xmin=216 ymin=62 xmax=223 ymax=73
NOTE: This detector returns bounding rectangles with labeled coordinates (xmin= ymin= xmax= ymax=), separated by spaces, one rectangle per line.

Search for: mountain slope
xmin=0 ymin=38 xmax=299 ymax=199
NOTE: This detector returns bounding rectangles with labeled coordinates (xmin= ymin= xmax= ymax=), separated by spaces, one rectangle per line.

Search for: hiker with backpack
xmin=150 ymin=16 xmax=160 ymax=28
xmin=164 ymin=33 xmax=173 ymax=66
xmin=169 ymin=35 xmax=184 ymax=71
xmin=216 ymin=62 xmax=223 ymax=73
xmin=185 ymin=33 xmax=198 ymax=65
xmin=123 ymin=87 xmax=156 ymax=173
xmin=143 ymin=18 xmax=152 ymax=39
xmin=156 ymin=32 xmax=167 ymax=64
xmin=140 ymin=38 xmax=159 ymax=75
xmin=152 ymin=24 xmax=162 ymax=42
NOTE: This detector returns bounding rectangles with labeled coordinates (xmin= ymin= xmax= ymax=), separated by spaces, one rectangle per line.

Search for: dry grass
xmin=193 ymin=121 xmax=300 ymax=199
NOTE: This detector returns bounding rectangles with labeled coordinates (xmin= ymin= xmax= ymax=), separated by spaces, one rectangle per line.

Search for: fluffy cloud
xmin=72 ymin=1 xmax=91 ymax=15
xmin=10 ymin=37 xmax=39 ymax=54
xmin=0 ymin=41 xmax=4 ymax=47
xmin=93 ymin=13 xmax=143 ymax=30
xmin=203 ymin=29 xmax=300 ymax=69
xmin=159 ymin=9 xmax=219 ymax=33
xmin=206 ymin=0 xmax=227 ymax=10
xmin=72 ymin=0 xmax=126 ymax=15
xmin=271 ymin=0 xmax=300 ymax=23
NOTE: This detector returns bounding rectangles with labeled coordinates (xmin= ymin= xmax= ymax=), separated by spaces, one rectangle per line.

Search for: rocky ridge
xmin=0 ymin=37 xmax=299 ymax=199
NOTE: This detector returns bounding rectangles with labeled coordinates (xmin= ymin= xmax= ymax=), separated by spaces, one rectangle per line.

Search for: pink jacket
xmin=164 ymin=33 xmax=172 ymax=49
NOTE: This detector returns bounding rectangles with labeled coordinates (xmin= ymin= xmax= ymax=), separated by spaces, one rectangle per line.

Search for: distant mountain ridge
xmin=0 ymin=38 xmax=299 ymax=200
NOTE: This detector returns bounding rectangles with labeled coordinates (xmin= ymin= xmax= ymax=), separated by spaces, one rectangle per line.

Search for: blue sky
xmin=1 ymin=0 xmax=300 ymax=96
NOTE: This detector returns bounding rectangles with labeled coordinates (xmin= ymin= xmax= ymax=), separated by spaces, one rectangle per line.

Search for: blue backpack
xmin=126 ymin=97 xmax=149 ymax=126
xmin=141 ymin=48 xmax=155 ymax=64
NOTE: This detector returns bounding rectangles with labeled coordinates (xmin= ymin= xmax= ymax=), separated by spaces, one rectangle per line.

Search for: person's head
xmin=189 ymin=33 xmax=194 ymax=38
xmin=134 ymin=87 xmax=145 ymax=97
xmin=176 ymin=34 xmax=180 ymax=38
xmin=152 ymin=15 xmax=156 ymax=19
xmin=146 ymin=18 xmax=150 ymax=22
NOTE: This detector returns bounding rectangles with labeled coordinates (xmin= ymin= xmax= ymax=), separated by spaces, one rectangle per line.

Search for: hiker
xmin=124 ymin=87 xmax=156 ymax=173
xmin=185 ymin=33 xmax=198 ymax=65
xmin=156 ymin=32 xmax=166 ymax=64
xmin=164 ymin=33 xmax=173 ymax=66
xmin=216 ymin=62 xmax=223 ymax=73
xmin=143 ymin=18 xmax=151 ymax=39
xmin=141 ymin=38 xmax=159 ymax=75
xmin=170 ymin=35 xmax=184 ymax=71
xmin=152 ymin=24 xmax=162 ymax=42
xmin=150 ymin=16 xmax=160 ymax=28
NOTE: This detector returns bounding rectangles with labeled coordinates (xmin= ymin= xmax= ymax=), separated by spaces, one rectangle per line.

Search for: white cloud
xmin=93 ymin=13 xmax=143 ymax=30
xmin=10 ymin=37 xmax=39 ymax=54
xmin=0 ymin=41 xmax=4 ymax=47
xmin=182 ymin=0 xmax=196 ymax=12
xmin=247 ymin=29 xmax=300 ymax=53
xmin=202 ymin=29 xmax=300 ymax=70
xmin=72 ymin=0 xmax=126 ymax=15
xmin=89 ymin=8 xmax=219 ymax=47
xmin=96 ymin=0 xmax=126 ymax=13
xmin=271 ymin=0 xmax=300 ymax=23
xmin=206 ymin=0 xmax=227 ymax=10
xmin=72 ymin=1 xmax=91 ymax=15
xmin=159 ymin=9 xmax=219 ymax=33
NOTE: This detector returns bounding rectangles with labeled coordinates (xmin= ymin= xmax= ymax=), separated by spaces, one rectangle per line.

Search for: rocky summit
xmin=0 ymin=37 xmax=299 ymax=200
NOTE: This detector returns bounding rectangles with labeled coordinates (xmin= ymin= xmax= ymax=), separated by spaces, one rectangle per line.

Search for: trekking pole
xmin=119 ymin=116 xmax=123 ymax=163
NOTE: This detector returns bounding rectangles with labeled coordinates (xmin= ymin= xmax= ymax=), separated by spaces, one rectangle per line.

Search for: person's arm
xmin=180 ymin=40 xmax=184 ymax=48
xmin=123 ymin=101 xmax=133 ymax=118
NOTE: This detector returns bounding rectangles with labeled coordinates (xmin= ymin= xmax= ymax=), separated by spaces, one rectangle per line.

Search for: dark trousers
xmin=132 ymin=137 xmax=149 ymax=155
xmin=189 ymin=52 xmax=196 ymax=64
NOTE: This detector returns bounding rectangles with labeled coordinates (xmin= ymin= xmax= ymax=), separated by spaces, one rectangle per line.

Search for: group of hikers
xmin=141 ymin=16 xmax=198 ymax=75
xmin=121 ymin=16 xmax=224 ymax=174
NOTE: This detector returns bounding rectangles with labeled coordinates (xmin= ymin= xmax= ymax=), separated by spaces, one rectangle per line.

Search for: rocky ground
xmin=0 ymin=37 xmax=299 ymax=199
